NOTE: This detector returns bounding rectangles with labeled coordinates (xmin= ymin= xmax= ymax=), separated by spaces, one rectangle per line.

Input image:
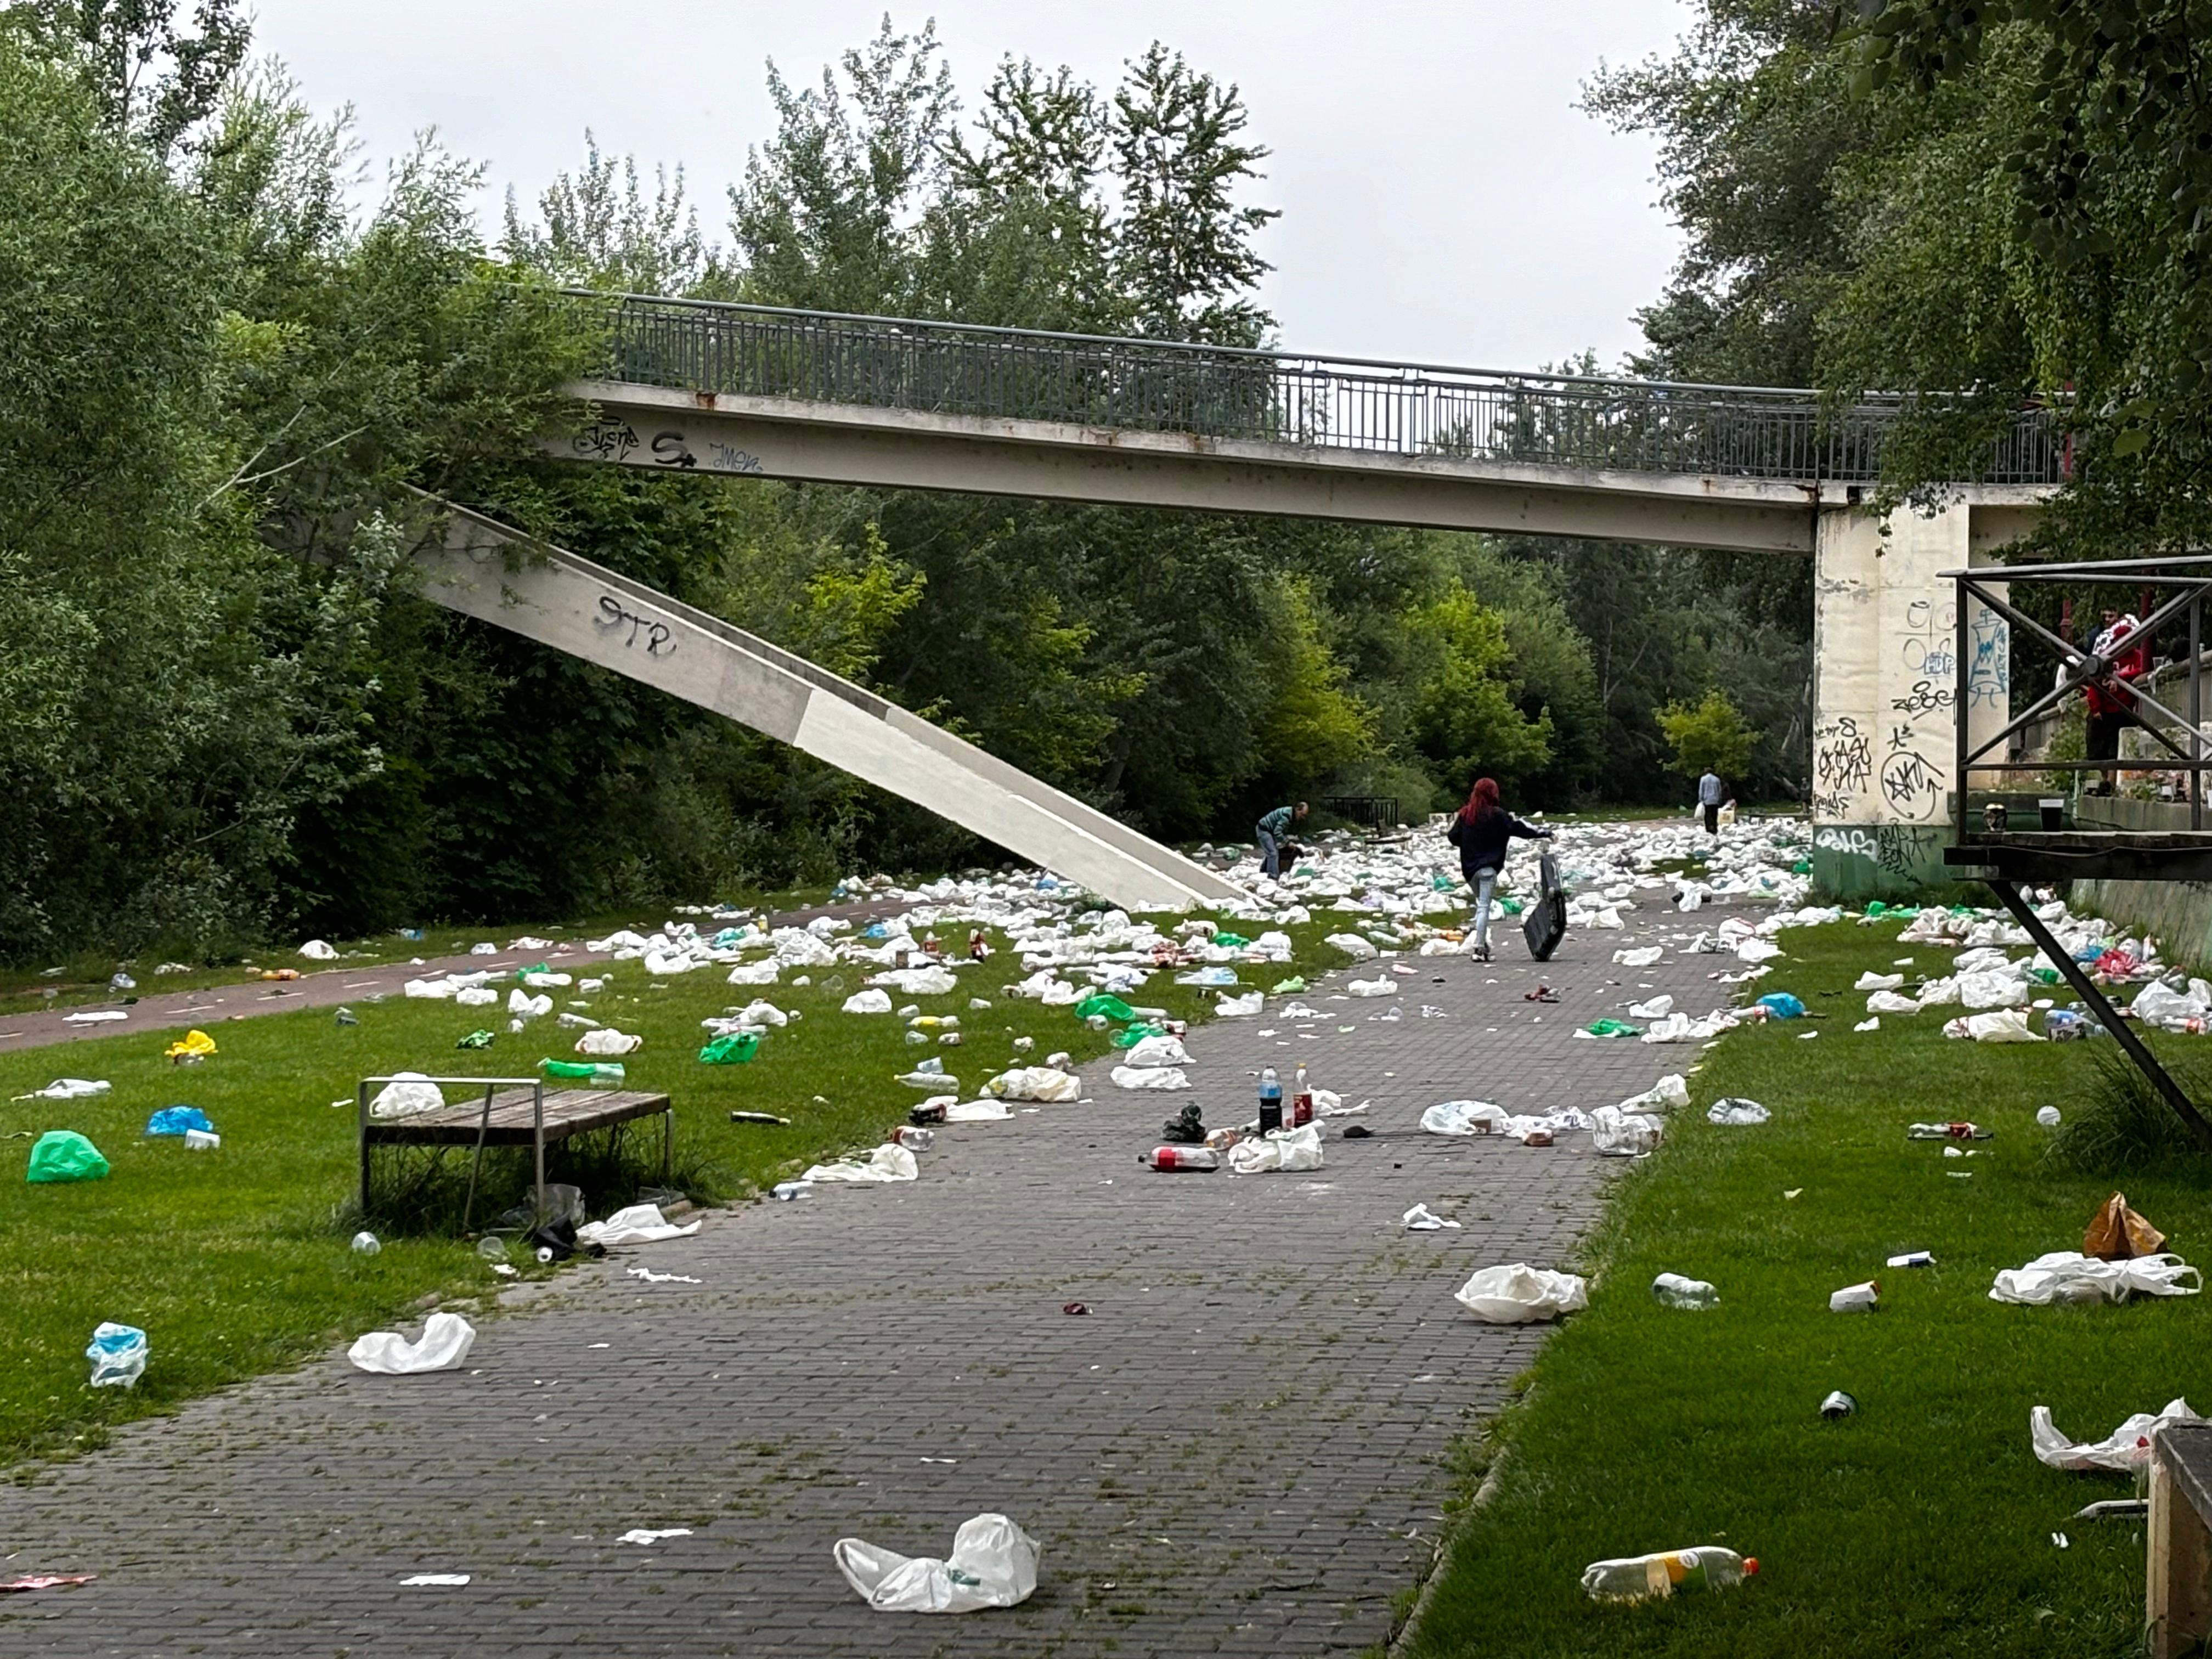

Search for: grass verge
xmin=1404 ymin=917 xmax=2212 ymax=1659
xmin=0 ymin=907 xmax=1352 ymax=1466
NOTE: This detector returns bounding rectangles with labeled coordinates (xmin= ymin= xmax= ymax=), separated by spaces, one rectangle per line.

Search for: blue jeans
xmin=1257 ymin=827 xmax=1282 ymax=877
xmin=1469 ymin=867 xmax=1498 ymax=947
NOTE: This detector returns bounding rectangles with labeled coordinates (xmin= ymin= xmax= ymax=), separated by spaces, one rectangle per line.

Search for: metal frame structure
xmin=1943 ymin=554 xmax=2212 ymax=1149
xmin=550 ymin=290 xmax=2062 ymax=488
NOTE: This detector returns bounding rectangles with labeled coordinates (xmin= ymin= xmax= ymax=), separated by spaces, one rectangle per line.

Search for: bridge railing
xmin=551 ymin=290 xmax=2062 ymax=488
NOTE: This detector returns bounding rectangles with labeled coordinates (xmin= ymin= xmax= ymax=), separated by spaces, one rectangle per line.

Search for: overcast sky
xmin=246 ymin=1 xmax=1694 ymax=371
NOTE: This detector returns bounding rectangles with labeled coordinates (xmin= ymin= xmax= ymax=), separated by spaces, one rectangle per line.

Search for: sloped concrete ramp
xmin=407 ymin=495 xmax=1246 ymax=911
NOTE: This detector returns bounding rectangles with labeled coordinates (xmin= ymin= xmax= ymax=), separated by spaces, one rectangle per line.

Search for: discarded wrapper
xmin=2084 ymin=1191 xmax=2166 ymax=1261
xmin=1829 ymin=1279 xmax=1880 ymax=1313
xmin=1820 ymin=1390 xmax=1857 ymax=1419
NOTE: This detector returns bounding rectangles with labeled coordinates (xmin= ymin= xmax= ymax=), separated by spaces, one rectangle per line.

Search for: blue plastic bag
xmin=146 ymin=1105 xmax=213 ymax=1137
xmin=1756 ymin=992 xmax=1808 ymax=1020
xmin=87 ymin=1322 xmax=147 ymax=1389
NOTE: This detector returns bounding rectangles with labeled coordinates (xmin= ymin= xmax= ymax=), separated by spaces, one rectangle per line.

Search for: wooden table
xmin=2151 ymin=1423 xmax=2212 ymax=1657
xmin=358 ymin=1074 xmax=673 ymax=1226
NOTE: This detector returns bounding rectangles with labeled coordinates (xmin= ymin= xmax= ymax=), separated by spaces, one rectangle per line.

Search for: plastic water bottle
xmin=1140 ymin=1146 xmax=1220 ymax=1172
xmin=1580 ymin=1547 xmax=1757 ymax=1602
xmin=1258 ymin=1066 xmax=1283 ymax=1135
xmin=540 ymin=1059 xmax=625 ymax=1086
xmin=771 ymin=1181 xmax=812 ymax=1201
xmin=1291 ymin=1062 xmax=1314 ymax=1128
xmin=1651 ymin=1272 xmax=1719 ymax=1308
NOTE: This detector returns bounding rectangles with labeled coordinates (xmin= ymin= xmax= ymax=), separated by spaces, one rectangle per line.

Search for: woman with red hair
xmin=1445 ymin=778 xmax=1551 ymax=961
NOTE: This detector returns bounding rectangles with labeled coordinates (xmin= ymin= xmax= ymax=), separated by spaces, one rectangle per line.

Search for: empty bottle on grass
xmin=540 ymin=1059 xmax=624 ymax=1086
xmin=1581 ymin=1547 xmax=1757 ymax=1602
xmin=1651 ymin=1273 xmax=1719 ymax=1309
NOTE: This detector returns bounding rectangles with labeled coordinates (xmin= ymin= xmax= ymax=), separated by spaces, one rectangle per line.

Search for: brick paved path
xmin=0 ymin=899 xmax=1747 ymax=1657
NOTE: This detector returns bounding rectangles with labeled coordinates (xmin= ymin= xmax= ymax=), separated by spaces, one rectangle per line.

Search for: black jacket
xmin=1446 ymin=809 xmax=1544 ymax=878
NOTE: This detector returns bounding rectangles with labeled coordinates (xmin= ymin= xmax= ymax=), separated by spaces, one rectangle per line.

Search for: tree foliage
xmin=1658 ymin=689 xmax=1754 ymax=782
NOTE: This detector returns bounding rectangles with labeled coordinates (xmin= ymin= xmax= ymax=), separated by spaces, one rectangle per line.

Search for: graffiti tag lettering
xmin=595 ymin=595 xmax=675 ymax=657
xmin=573 ymin=419 xmax=641 ymax=461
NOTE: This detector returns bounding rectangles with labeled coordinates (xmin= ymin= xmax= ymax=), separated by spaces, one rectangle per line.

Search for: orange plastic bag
xmin=2084 ymin=1191 xmax=2166 ymax=1261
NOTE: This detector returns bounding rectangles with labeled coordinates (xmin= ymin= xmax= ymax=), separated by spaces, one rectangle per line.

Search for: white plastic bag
xmin=507 ymin=989 xmax=553 ymax=1019
xmin=983 ymin=1066 xmax=1081 ymax=1102
xmin=1110 ymin=1065 xmax=1190 ymax=1091
xmin=1854 ymin=970 xmax=1903 ymax=991
xmin=1346 ymin=977 xmax=1396 ymax=997
xmin=369 ymin=1073 xmax=445 ymax=1121
xmin=873 ymin=965 xmax=960 ymax=996
xmin=834 ymin=1513 xmax=1040 ymax=1613
xmin=1120 ymin=1035 xmax=1193 ymax=1069
xmin=348 ymin=1312 xmax=476 ymax=1374
xmin=86 ymin=1322 xmax=147 ymax=1389
xmin=1627 ymin=995 xmax=1674 ymax=1020
xmin=1618 ymin=1074 xmax=1690 ymax=1114
xmin=843 ymin=989 xmax=893 ymax=1014
xmin=726 ymin=958 xmax=781 ymax=985
xmin=2031 ymin=1398 xmax=2204 ymax=1472
xmin=1403 ymin=1203 xmax=1461 ymax=1231
xmin=1706 ymin=1098 xmax=1770 ymax=1126
xmin=19 ymin=1078 xmax=110 ymax=1101
xmin=1866 ymin=990 xmax=1921 ymax=1014
xmin=802 ymin=1144 xmax=920 ymax=1184
xmin=1228 ymin=1124 xmax=1324 ymax=1173
xmin=1325 ymin=933 xmax=1379 ymax=961
xmin=1613 ymin=946 xmax=1663 ymax=967
xmin=1420 ymin=1100 xmax=1510 ymax=1136
xmin=574 ymin=1027 xmax=642 ymax=1057
xmin=1590 ymin=1105 xmax=1662 ymax=1157
xmin=1989 ymin=1250 xmax=2202 ymax=1306
xmin=1454 ymin=1263 xmax=1588 ymax=1323
xmin=298 ymin=938 xmax=338 ymax=961
xmin=1957 ymin=970 xmax=2029 ymax=1010
xmin=575 ymin=1203 xmax=701 ymax=1246
xmin=1215 ymin=991 xmax=1263 ymax=1017
xmin=1943 ymin=1009 xmax=2044 ymax=1043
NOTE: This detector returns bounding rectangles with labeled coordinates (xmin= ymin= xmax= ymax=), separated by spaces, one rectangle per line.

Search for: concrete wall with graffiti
xmin=1807 ymin=497 xmax=2036 ymax=901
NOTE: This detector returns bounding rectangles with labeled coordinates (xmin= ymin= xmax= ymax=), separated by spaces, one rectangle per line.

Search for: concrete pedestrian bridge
xmin=408 ymin=290 xmax=2057 ymax=904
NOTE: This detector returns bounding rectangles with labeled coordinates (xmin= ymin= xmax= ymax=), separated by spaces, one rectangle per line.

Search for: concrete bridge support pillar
xmin=1810 ymin=498 xmax=2027 ymax=900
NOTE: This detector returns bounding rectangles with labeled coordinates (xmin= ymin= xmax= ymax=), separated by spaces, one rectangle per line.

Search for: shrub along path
xmin=0 ymin=894 xmax=1725 ymax=1656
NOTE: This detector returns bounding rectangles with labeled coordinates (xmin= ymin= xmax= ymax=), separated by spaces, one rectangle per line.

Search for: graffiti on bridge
xmin=595 ymin=595 xmax=675 ymax=657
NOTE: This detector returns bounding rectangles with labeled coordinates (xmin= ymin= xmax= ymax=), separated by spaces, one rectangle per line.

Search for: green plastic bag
xmin=455 ymin=1029 xmax=494 ymax=1049
xmin=1211 ymin=933 xmax=1250 ymax=949
xmin=515 ymin=962 xmax=549 ymax=980
xmin=1792 ymin=860 xmax=1812 ymax=874
xmin=1073 ymin=994 xmax=1135 ymax=1022
xmin=1582 ymin=1019 xmax=1643 ymax=1039
xmin=1272 ymin=976 xmax=1307 ymax=995
xmin=699 ymin=1032 xmax=760 ymax=1064
xmin=1864 ymin=900 xmax=1890 ymax=917
xmin=1110 ymin=1022 xmax=1167 ymax=1048
xmin=1499 ymin=898 xmax=1525 ymax=915
xmin=28 ymin=1130 xmax=108 ymax=1184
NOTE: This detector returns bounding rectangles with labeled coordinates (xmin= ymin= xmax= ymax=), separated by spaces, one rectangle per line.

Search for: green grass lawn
xmin=1406 ymin=916 xmax=2212 ymax=1659
xmin=0 ymin=910 xmax=1353 ymax=1466
xmin=0 ymin=893 xmax=842 ymax=1018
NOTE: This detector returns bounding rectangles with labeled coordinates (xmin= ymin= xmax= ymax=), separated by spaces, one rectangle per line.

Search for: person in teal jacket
xmin=1255 ymin=801 xmax=1308 ymax=878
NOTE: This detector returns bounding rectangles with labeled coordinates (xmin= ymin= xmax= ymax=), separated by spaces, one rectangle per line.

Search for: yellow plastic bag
xmin=163 ymin=1029 xmax=217 ymax=1063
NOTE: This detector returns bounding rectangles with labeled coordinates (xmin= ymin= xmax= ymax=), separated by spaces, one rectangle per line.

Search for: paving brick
xmin=0 ymin=894 xmax=1740 ymax=1656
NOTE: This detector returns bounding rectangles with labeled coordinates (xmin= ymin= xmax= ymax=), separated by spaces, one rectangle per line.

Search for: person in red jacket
xmin=2084 ymin=608 xmax=2148 ymax=795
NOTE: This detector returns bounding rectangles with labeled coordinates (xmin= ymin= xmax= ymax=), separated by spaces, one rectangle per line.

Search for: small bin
xmin=2040 ymin=797 xmax=2064 ymax=831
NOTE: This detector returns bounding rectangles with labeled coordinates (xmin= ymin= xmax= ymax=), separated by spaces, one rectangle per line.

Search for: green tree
xmin=1658 ymin=689 xmax=1753 ymax=785
xmin=1404 ymin=582 xmax=1555 ymax=806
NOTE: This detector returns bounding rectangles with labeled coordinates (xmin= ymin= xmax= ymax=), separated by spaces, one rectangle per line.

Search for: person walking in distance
xmin=1697 ymin=767 xmax=1726 ymax=836
xmin=1446 ymin=778 xmax=1552 ymax=962
xmin=1255 ymin=801 xmax=1308 ymax=879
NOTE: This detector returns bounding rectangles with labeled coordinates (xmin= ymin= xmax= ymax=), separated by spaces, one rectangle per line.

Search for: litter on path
xmin=834 ymin=1513 xmax=1041 ymax=1613
xmin=348 ymin=1312 xmax=477 ymax=1374
xmin=618 ymin=1528 xmax=693 ymax=1545
xmin=577 ymin=1204 xmax=701 ymax=1246
xmin=1455 ymin=1263 xmax=1588 ymax=1323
